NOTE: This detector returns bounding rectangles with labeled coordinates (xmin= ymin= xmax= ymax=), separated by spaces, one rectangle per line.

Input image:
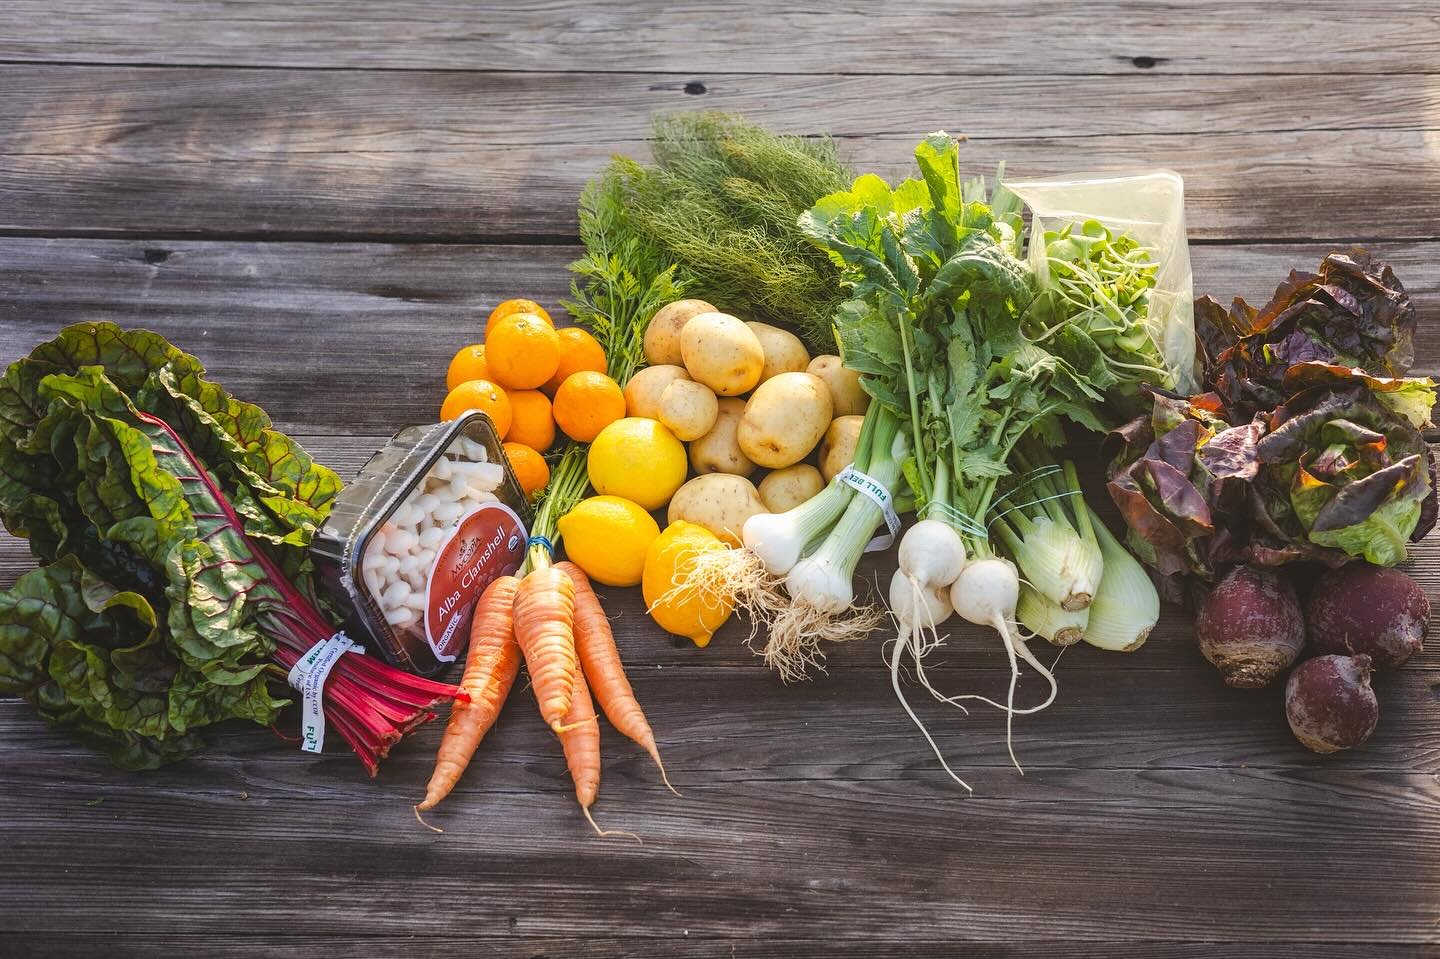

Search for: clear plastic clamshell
xmin=1005 ymin=169 xmax=1198 ymax=394
xmin=310 ymin=413 xmax=531 ymax=676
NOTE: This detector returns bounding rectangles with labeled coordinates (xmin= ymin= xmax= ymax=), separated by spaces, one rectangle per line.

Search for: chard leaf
xmin=0 ymin=322 xmax=345 ymax=768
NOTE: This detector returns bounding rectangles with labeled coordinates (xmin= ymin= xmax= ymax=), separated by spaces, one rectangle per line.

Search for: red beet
xmin=1196 ymin=566 xmax=1305 ymax=688
xmin=1284 ymin=654 xmax=1379 ymax=754
xmin=1306 ymin=564 xmax=1429 ymax=669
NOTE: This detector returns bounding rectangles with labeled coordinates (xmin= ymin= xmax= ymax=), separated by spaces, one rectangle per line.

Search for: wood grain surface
xmin=1 ymin=3 xmax=1438 ymax=957
xmin=2 ymin=67 xmax=1439 ymax=240
xmin=1 ymin=1 xmax=1437 ymax=75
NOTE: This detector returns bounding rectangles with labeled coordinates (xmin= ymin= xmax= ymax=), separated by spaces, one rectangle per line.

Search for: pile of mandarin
xmin=441 ymin=299 xmax=626 ymax=499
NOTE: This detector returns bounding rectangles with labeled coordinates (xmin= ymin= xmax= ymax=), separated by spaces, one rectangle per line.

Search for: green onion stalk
xmin=734 ymin=402 xmax=897 ymax=680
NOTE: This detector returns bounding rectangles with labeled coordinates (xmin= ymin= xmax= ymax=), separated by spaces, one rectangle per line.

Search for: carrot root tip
xmin=582 ymin=804 xmax=642 ymax=843
xmin=413 ymin=804 xmax=445 ymax=834
xmin=650 ymin=748 xmax=682 ymax=798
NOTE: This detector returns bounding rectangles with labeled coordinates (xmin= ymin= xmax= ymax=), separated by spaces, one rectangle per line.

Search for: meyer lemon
xmin=557 ymin=495 xmax=660 ymax=587
xmin=586 ymin=417 xmax=687 ymax=511
xmin=642 ymin=521 xmax=734 ymax=647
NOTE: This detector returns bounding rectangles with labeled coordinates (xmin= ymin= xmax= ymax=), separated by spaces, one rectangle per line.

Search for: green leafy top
xmin=596 ymin=112 xmax=852 ymax=350
xmin=563 ymin=170 xmax=687 ymax=387
xmin=800 ymin=133 xmax=1121 ymax=554
xmin=0 ymin=323 xmax=339 ymax=768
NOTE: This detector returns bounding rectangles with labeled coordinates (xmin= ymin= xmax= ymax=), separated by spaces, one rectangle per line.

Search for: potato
xmin=807 ymin=355 xmax=870 ymax=416
xmin=758 ymin=464 xmax=825 ymax=513
xmin=689 ymin=397 xmax=756 ymax=477
xmin=737 ymin=371 xmax=833 ymax=469
xmin=645 ymin=299 xmax=716 ymax=367
xmin=818 ymin=415 xmax=865 ymax=482
xmin=681 ymin=312 xmax=765 ymax=396
xmin=624 ymin=364 xmax=691 ymax=420
xmin=746 ymin=321 xmax=810 ymax=385
xmin=658 ymin=379 xmax=719 ymax=442
xmin=667 ymin=474 xmax=766 ymax=547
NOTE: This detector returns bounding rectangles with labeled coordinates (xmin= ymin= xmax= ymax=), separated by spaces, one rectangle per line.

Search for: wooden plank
xmin=6 ymin=444 xmax=1440 ymax=679
xmin=5 ymin=234 xmax=1440 ymax=625
xmin=5 ymin=938 xmax=1430 ymax=959
xmin=1 ymin=693 xmax=1436 ymax=943
xmin=2 ymin=238 xmax=1437 ymax=437
xmin=0 ymin=1 xmax=1436 ymax=76
xmin=1 ymin=67 xmax=1438 ymax=239
xmin=4 ymin=656 xmax=1436 ymax=782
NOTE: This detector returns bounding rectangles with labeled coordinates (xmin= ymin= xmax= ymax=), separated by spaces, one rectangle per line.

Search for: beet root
xmin=1285 ymin=654 xmax=1379 ymax=754
xmin=1196 ymin=566 xmax=1305 ymax=688
xmin=1306 ymin=564 xmax=1429 ymax=669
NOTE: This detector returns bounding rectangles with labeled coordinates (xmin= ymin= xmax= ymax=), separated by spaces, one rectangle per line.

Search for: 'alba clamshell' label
xmin=424 ymin=502 xmax=526 ymax=662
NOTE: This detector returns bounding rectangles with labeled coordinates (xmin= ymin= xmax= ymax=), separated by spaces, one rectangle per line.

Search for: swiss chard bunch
xmin=1108 ymin=251 xmax=1437 ymax=579
xmin=0 ymin=323 xmax=458 ymax=771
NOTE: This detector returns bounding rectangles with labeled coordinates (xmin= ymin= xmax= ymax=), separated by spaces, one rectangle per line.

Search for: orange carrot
xmin=556 ymin=561 xmax=677 ymax=795
xmin=512 ymin=564 xmax=579 ymax=733
xmin=416 ymin=575 xmax=522 ymax=821
xmin=557 ymin=667 xmax=637 ymax=840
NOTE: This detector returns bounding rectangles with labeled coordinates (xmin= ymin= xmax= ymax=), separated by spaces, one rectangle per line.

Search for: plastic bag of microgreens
xmin=1005 ymin=170 xmax=1199 ymax=395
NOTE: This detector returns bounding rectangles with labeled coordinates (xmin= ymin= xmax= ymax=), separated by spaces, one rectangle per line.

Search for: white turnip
xmin=948 ymin=556 xmax=1058 ymax=771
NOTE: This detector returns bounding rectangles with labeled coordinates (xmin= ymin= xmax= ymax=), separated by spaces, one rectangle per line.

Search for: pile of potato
xmin=629 ymin=299 xmax=870 ymax=546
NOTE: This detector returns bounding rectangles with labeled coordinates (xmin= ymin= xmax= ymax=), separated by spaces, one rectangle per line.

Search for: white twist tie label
xmin=287 ymin=632 xmax=364 ymax=754
xmin=835 ymin=465 xmax=902 ymax=553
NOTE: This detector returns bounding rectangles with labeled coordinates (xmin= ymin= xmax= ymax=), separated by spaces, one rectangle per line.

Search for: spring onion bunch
xmin=795 ymin=133 xmax=1163 ymax=781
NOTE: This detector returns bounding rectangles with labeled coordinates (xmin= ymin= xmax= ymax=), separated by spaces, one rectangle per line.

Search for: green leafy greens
xmin=599 ymin=111 xmax=852 ymax=350
xmin=799 ymin=133 xmax=1151 ymax=558
xmin=0 ymin=323 xmax=458 ymax=771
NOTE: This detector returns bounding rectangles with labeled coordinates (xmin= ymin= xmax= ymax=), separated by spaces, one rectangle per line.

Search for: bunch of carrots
xmin=416 ymin=235 xmax=683 ymax=832
xmin=415 ymin=552 xmax=674 ymax=835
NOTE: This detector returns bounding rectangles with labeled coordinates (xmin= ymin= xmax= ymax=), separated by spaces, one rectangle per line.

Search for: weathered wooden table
xmin=2 ymin=4 xmax=1438 ymax=956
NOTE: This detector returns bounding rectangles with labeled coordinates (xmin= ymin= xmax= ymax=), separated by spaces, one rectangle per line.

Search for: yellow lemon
xmin=557 ymin=495 xmax=660 ymax=587
xmin=642 ymin=521 xmax=734 ymax=648
xmin=586 ymin=417 xmax=687 ymax=511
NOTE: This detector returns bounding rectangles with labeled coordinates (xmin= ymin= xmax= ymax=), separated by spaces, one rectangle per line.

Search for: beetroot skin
xmin=1285 ymin=654 xmax=1379 ymax=754
xmin=1306 ymin=564 xmax=1429 ymax=669
xmin=1196 ymin=566 xmax=1306 ymax=688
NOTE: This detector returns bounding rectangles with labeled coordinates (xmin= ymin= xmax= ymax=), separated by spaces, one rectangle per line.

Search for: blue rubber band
xmin=527 ymin=535 xmax=555 ymax=555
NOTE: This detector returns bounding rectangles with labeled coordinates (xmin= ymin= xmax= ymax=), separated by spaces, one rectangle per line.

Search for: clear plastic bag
xmin=1005 ymin=170 xmax=1198 ymax=394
